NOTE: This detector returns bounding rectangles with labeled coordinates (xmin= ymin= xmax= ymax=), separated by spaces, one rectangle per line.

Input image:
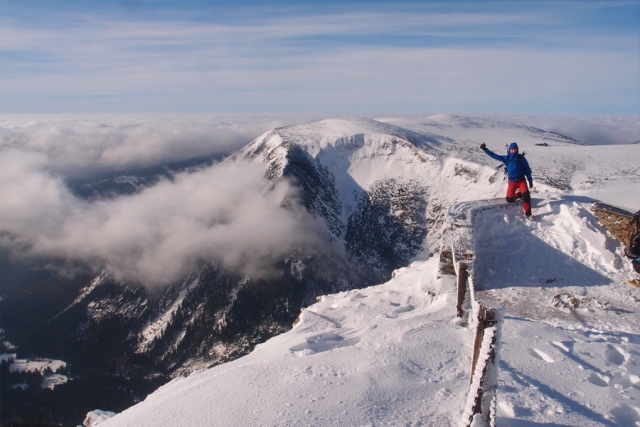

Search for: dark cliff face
xmin=345 ymin=179 xmax=428 ymax=276
xmin=278 ymin=138 xmax=430 ymax=278
xmin=282 ymin=145 xmax=345 ymax=241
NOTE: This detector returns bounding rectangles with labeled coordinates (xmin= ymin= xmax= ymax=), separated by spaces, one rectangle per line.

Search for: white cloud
xmin=0 ymin=148 xmax=324 ymax=286
xmin=0 ymin=115 xmax=319 ymax=178
xmin=0 ymin=115 xmax=335 ymax=286
xmin=483 ymin=114 xmax=640 ymax=145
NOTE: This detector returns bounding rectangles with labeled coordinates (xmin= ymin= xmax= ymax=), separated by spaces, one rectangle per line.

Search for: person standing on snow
xmin=480 ymin=142 xmax=534 ymax=219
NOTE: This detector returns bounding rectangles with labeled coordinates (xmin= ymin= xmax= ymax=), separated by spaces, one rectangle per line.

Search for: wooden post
xmin=456 ymin=261 xmax=468 ymax=318
xmin=469 ymin=302 xmax=503 ymax=425
xmin=470 ymin=305 xmax=499 ymax=383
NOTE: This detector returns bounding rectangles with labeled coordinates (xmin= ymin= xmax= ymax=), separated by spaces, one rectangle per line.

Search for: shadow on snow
xmin=472 ymin=199 xmax=613 ymax=291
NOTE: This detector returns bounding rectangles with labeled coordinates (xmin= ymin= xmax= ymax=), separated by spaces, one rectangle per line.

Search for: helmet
xmin=509 ymin=142 xmax=519 ymax=152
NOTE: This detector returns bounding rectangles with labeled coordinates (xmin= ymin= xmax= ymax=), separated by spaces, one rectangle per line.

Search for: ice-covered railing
xmin=438 ymin=199 xmax=510 ymax=427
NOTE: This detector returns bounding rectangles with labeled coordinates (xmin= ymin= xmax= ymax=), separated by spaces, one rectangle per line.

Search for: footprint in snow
xmin=529 ymin=348 xmax=554 ymax=363
xmin=290 ymin=332 xmax=360 ymax=355
xmin=289 ymin=326 xmax=377 ymax=355
xmin=610 ymin=404 xmax=640 ymax=426
xmin=605 ymin=344 xmax=628 ymax=367
xmin=550 ymin=341 xmax=572 ymax=352
xmin=611 ymin=372 xmax=640 ymax=389
xmin=393 ymin=304 xmax=415 ymax=315
xmin=587 ymin=372 xmax=610 ymax=387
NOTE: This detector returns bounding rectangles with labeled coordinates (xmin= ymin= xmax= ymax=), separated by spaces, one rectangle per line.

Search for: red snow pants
xmin=506 ymin=180 xmax=531 ymax=214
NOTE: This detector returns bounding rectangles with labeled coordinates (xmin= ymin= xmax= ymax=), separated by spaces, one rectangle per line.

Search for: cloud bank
xmin=0 ymin=152 xmax=321 ymax=286
xmin=0 ymin=115 xmax=319 ymax=178
xmin=0 ymin=116 xmax=328 ymax=286
xmin=482 ymin=115 xmax=640 ymax=145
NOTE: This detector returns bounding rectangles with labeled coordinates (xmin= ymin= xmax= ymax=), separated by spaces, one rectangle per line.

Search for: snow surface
xmin=103 ymin=256 xmax=471 ymax=427
xmin=9 ymin=358 xmax=66 ymax=374
xmin=83 ymin=410 xmax=117 ymax=427
xmin=0 ymin=353 xmax=14 ymax=362
xmin=102 ymin=199 xmax=639 ymax=427
xmin=474 ymin=199 xmax=639 ymax=427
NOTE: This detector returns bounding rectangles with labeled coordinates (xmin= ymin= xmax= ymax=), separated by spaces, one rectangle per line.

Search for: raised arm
xmin=480 ymin=143 xmax=507 ymax=164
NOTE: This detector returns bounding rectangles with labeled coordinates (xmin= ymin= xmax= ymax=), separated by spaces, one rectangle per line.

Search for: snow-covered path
xmin=474 ymin=196 xmax=640 ymax=426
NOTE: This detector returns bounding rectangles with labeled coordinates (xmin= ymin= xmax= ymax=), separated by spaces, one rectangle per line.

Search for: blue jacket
xmin=483 ymin=142 xmax=533 ymax=184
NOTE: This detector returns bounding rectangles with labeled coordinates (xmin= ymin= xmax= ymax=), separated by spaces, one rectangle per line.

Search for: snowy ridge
xmin=381 ymin=115 xmax=639 ymax=200
xmin=235 ymin=118 xmax=447 ymax=277
xmin=52 ymin=271 xmax=109 ymax=320
xmin=240 ymin=118 xmax=442 ymax=197
xmin=135 ymin=286 xmax=191 ymax=354
xmin=379 ymin=115 xmax=585 ymax=147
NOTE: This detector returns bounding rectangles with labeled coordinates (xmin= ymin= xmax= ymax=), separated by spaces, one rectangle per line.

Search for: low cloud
xmin=484 ymin=115 xmax=640 ymax=145
xmin=0 ymin=115 xmax=318 ymax=179
xmin=0 ymin=125 xmax=325 ymax=286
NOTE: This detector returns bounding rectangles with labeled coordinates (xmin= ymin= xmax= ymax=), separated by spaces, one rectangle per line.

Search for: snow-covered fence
xmin=455 ymin=261 xmax=469 ymax=318
xmin=455 ymin=265 xmax=504 ymax=427
xmin=460 ymin=296 xmax=504 ymax=427
xmin=439 ymin=200 xmax=509 ymax=427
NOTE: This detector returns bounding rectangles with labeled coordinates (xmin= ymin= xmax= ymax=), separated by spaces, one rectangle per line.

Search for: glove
xmin=480 ymin=143 xmax=486 ymax=150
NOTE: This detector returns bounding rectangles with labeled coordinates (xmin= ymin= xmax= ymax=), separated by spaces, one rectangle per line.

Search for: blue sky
xmin=1 ymin=0 xmax=638 ymax=115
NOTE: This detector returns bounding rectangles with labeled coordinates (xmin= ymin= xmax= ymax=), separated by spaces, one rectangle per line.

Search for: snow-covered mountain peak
xmin=240 ymin=117 xmax=439 ymax=175
xmin=273 ymin=117 xmax=430 ymax=145
xmin=237 ymin=118 xmax=442 ymax=228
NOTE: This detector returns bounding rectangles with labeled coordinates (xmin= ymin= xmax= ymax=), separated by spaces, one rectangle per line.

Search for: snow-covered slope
xmin=102 ymin=196 xmax=639 ymax=427
xmin=100 ymin=117 xmax=640 ymax=427
xmin=474 ymin=197 xmax=639 ymax=427
xmin=102 ymin=256 xmax=469 ymax=426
